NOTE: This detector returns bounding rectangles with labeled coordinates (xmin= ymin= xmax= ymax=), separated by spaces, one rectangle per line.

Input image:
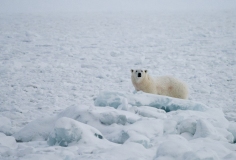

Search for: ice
xmin=154 ymin=135 xmax=191 ymax=160
xmin=228 ymin=122 xmax=236 ymax=143
xmin=0 ymin=0 xmax=236 ymax=159
xmin=97 ymin=142 xmax=151 ymax=160
xmin=168 ymin=108 xmax=229 ymax=130
xmin=129 ymin=106 xmax=167 ymax=119
xmin=7 ymin=101 xmax=236 ymax=159
xmin=189 ymin=138 xmax=235 ymax=158
xmin=59 ymin=105 xmax=140 ymax=125
xmin=15 ymin=146 xmax=34 ymax=158
xmin=163 ymin=120 xmax=178 ymax=134
xmin=0 ymin=134 xmax=17 ymax=149
xmin=13 ymin=117 xmax=57 ymax=142
xmin=193 ymin=119 xmax=219 ymax=139
xmin=124 ymin=119 xmax=163 ymax=148
xmin=0 ymin=116 xmax=13 ymax=136
xmin=13 ymin=105 xmax=140 ymax=142
xmin=183 ymin=148 xmax=220 ymax=160
xmin=154 ymin=134 xmax=236 ymax=160
xmin=9 ymin=94 xmax=236 ymax=159
xmin=94 ymin=91 xmax=126 ymax=109
xmin=180 ymin=132 xmax=193 ymax=141
xmin=193 ymin=119 xmax=233 ymax=143
xmin=105 ymin=130 xmax=130 ymax=144
xmin=127 ymin=119 xmax=163 ymax=139
xmin=166 ymin=108 xmax=233 ymax=143
xmin=99 ymin=112 xmax=127 ymax=125
xmin=125 ymin=132 xmax=150 ymax=148
xmin=94 ymin=91 xmax=208 ymax=112
xmin=224 ymin=152 xmax=236 ymax=160
xmin=177 ymin=118 xmax=197 ymax=135
xmin=47 ymin=117 xmax=104 ymax=147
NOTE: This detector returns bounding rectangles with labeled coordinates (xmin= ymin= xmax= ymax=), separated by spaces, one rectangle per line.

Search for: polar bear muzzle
xmin=131 ymin=69 xmax=148 ymax=78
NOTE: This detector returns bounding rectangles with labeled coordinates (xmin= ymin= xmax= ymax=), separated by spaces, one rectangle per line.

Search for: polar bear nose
xmin=138 ymin=73 xmax=141 ymax=77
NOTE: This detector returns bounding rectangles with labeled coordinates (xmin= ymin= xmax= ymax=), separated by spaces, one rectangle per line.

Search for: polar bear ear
xmin=145 ymin=70 xmax=147 ymax=73
xmin=131 ymin=69 xmax=134 ymax=73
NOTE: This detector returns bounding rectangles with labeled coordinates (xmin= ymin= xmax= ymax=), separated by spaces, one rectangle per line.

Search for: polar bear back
xmin=155 ymin=76 xmax=188 ymax=99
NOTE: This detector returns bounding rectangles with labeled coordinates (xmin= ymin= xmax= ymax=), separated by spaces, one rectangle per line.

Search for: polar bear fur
xmin=131 ymin=69 xmax=188 ymax=99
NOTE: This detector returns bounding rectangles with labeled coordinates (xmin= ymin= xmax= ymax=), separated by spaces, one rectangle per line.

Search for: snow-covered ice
xmin=0 ymin=0 xmax=236 ymax=159
xmin=94 ymin=91 xmax=208 ymax=112
xmin=47 ymin=117 xmax=107 ymax=147
xmin=9 ymin=95 xmax=236 ymax=159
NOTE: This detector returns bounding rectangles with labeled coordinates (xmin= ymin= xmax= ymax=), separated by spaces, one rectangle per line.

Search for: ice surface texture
xmin=11 ymin=91 xmax=236 ymax=160
xmin=47 ymin=117 xmax=104 ymax=147
xmin=13 ymin=105 xmax=140 ymax=142
xmin=94 ymin=91 xmax=208 ymax=112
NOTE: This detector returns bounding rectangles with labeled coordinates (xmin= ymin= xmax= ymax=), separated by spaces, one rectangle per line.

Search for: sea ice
xmin=11 ymin=91 xmax=236 ymax=160
xmin=177 ymin=118 xmax=197 ymax=135
xmin=94 ymin=91 xmax=208 ymax=112
xmin=0 ymin=1 xmax=236 ymax=159
xmin=224 ymin=152 xmax=236 ymax=160
xmin=105 ymin=130 xmax=130 ymax=144
xmin=47 ymin=117 xmax=104 ymax=147
xmin=13 ymin=105 xmax=140 ymax=142
xmin=125 ymin=131 xmax=151 ymax=148
xmin=129 ymin=106 xmax=167 ymax=119
xmin=163 ymin=120 xmax=178 ymax=134
xmin=13 ymin=117 xmax=57 ymax=142
xmin=183 ymin=148 xmax=220 ymax=160
xmin=154 ymin=135 xmax=191 ymax=160
xmin=0 ymin=133 xmax=17 ymax=149
xmin=228 ymin=122 xmax=236 ymax=143
xmin=0 ymin=116 xmax=13 ymax=136
xmin=99 ymin=112 xmax=127 ymax=125
xmin=94 ymin=91 xmax=126 ymax=109
xmin=193 ymin=119 xmax=223 ymax=140
xmin=123 ymin=119 xmax=163 ymax=148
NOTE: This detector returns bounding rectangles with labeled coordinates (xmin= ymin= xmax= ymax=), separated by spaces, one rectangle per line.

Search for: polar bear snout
xmin=138 ymin=73 xmax=142 ymax=77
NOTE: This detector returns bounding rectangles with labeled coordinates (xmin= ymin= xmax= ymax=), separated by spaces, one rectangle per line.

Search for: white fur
xmin=131 ymin=69 xmax=189 ymax=99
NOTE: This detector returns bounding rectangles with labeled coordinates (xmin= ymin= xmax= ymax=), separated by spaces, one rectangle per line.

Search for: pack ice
xmin=9 ymin=92 xmax=236 ymax=160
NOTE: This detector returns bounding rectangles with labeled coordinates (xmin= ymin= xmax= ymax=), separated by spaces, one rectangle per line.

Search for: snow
xmin=10 ymin=98 xmax=236 ymax=159
xmin=228 ymin=122 xmax=236 ymax=143
xmin=0 ymin=134 xmax=17 ymax=150
xmin=47 ymin=117 xmax=107 ymax=147
xmin=0 ymin=117 xmax=13 ymax=136
xmin=0 ymin=0 xmax=236 ymax=159
xmin=155 ymin=135 xmax=191 ymax=160
xmin=193 ymin=119 xmax=233 ymax=143
xmin=95 ymin=91 xmax=208 ymax=112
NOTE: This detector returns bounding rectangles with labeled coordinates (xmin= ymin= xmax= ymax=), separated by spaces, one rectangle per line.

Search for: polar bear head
xmin=131 ymin=69 xmax=148 ymax=84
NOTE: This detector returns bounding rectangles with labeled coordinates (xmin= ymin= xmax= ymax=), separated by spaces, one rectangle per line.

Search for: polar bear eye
xmin=141 ymin=70 xmax=143 ymax=72
xmin=136 ymin=71 xmax=137 ymax=72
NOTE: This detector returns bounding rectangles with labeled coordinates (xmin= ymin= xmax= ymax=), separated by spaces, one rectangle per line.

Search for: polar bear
xmin=131 ymin=69 xmax=188 ymax=99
